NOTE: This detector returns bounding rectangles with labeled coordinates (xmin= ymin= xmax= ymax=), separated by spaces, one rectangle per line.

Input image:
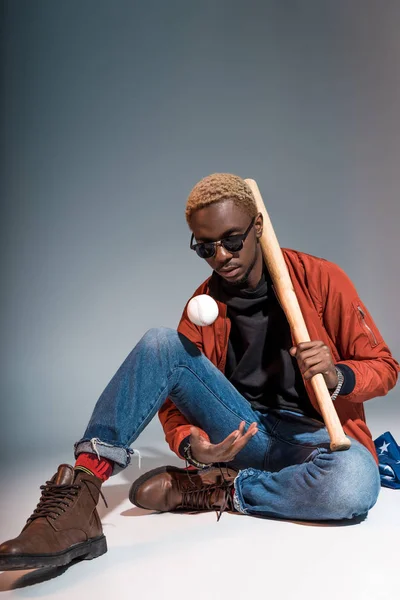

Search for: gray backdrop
xmin=1 ymin=0 xmax=399 ymax=460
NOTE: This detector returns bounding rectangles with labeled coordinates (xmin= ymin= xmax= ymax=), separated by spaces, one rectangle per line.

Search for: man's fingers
xmin=303 ymin=359 xmax=327 ymax=380
xmin=235 ymin=421 xmax=258 ymax=441
xmin=228 ymin=421 xmax=249 ymax=442
xmin=291 ymin=341 xmax=327 ymax=356
xmin=218 ymin=429 xmax=242 ymax=448
xmin=298 ymin=348 xmax=326 ymax=361
xmin=295 ymin=341 xmax=324 ymax=351
xmin=215 ymin=422 xmax=258 ymax=451
xmin=219 ymin=422 xmax=258 ymax=452
xmin=232 ymin=424 xmax=258 ymax=451
xmin=219 ymin=427 xmax=258 ymax=460
xmin=240 ymin=422 xmax=258 ymax=438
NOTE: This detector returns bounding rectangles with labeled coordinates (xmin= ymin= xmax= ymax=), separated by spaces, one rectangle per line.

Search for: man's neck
xmin=244 ymin=249 xmax=264 ymax=289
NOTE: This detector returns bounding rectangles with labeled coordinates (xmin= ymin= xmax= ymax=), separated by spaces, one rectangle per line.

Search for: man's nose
xmin=214 ymin=242 xmax=232 ymax=263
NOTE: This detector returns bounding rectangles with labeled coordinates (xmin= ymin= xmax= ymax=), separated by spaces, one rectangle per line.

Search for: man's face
xmin=190 ymin=199 xmax=263 ymax=286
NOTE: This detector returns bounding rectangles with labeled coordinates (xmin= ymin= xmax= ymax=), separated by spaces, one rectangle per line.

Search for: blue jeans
xmin=74 ymin=327 xmax=380 ymax=521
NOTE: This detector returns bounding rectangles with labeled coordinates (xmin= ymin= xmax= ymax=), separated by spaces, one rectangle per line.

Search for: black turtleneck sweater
xmin=208 ymin=266 xmax=323 ymax=421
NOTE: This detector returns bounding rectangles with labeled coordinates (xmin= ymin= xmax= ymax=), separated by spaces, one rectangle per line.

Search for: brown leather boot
xmin=129 ymin=465 xmax=238 ymax=520
xmin=0 ymin=464 xmax=107 ymax=571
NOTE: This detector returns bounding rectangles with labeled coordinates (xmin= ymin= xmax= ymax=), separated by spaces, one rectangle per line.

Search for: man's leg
xmin=131 ymin=403 xmax=380 ymax=523
xmin=74 ymin=326 xmax=272 ymax=472
xmin=75 ymin=326 xmax=379 ymax=523
xmin=232 ymin=410 xmax=381 ymax=521
xmin=0 ymin=327 xmax=270 ymax=570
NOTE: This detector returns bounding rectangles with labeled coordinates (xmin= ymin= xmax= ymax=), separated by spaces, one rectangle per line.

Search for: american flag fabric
xmin=374 ymin=431 xmax=400 ymax=489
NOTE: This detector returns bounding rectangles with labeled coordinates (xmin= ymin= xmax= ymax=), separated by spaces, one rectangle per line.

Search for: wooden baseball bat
xmin=245 ymin=178 xmax=351 ymax=452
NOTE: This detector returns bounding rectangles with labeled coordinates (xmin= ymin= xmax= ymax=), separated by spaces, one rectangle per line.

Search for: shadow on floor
xmin=0 ymin=561 xmax=78 ymax=591
xmin=120 ymin=506 xmax=156 ymax=517
xmin=289 ymin=513 xmax=368 ymax=527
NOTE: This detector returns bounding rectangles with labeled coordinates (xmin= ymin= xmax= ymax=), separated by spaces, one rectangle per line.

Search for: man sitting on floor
xmin=1 ymin=173 xmax=398 ymax=571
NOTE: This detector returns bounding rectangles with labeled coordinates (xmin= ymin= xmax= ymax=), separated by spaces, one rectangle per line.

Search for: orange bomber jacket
xmin=158 ymin=249 xmax=399 ymax=464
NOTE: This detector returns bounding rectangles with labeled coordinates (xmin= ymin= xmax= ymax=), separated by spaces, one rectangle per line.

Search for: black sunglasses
xmin=190 ymin=217 xmax=256 ymax=259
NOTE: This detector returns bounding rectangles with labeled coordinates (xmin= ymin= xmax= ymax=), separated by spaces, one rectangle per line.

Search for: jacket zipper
xmin=357 ymin=306 xmax=378 ymax=346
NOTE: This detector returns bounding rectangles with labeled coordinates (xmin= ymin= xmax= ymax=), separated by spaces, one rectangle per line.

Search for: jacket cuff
xmin=335 ymin=364 xmax=356 ymax=395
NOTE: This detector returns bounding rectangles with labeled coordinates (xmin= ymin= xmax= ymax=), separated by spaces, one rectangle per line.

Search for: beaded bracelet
xmin=183 ymin=442 xmax=213 ymax=470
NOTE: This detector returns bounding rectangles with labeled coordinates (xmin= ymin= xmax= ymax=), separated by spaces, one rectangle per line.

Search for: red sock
xmin=74 ymin=452 xmax=113 ymax=482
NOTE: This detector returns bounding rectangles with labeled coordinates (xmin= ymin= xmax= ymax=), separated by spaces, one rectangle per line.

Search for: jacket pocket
xmin=353 ymin=301 xmax=382 ymax=348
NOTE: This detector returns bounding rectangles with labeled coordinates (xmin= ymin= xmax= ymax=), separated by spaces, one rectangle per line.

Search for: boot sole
xmin=0 ymin=534 xmax=107 ymax=571
xmin=129 ymin=465 xmax=237 ymax=510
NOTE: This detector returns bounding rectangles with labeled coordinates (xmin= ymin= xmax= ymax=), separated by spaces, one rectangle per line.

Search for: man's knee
xmin=141 ymin=327 xmax=177 ymax=348
xmin=323 ymin=445 xmax=380 ymax=519
xmin=140 ymin=328 xmax=200 ymax=357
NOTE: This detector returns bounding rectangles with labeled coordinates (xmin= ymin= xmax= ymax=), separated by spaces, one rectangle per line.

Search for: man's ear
xmin=255 ymin=212 xmax=263 ymax=239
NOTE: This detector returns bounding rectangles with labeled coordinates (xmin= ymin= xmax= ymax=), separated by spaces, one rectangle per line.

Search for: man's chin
xmin=221 ymin=270 xmax=249 ymax=287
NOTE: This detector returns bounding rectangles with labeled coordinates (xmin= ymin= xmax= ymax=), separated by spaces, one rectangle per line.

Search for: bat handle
xmin=310 ymin=374 xmax=351 ymax=451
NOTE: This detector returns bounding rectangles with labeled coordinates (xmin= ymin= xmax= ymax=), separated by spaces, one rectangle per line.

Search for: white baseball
xmin=187 ymin=294 xmax=219 ymax=326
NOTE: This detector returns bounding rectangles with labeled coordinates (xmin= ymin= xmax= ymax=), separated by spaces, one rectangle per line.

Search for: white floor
xmin=0 ymin=444 xmax=399 ymax=600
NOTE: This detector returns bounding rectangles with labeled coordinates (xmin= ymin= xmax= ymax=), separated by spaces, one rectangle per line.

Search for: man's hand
xmin=189 ymin=421 xmax=258 ymax=464
xmin=290 ymin=340 xmax=338 ymax=389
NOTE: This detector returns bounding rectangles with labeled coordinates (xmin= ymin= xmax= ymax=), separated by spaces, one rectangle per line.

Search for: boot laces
xmin=180 ymin=465 xmax=235 ymax=522
xmin=27 ymin=477 xmax=108 ymax=523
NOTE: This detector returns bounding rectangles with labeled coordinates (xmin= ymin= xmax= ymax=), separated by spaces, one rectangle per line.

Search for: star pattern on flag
xmin=374 ymin=432 xmax=400 ymax=488
xmin=379 ymin=441 xmax=390 ymax=454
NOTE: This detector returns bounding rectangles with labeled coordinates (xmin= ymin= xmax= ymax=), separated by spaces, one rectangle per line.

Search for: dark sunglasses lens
xmin=196 ymin=243 xmax=215 ymax=259
xmin=222 ymin=237 xmax=243 ymax=253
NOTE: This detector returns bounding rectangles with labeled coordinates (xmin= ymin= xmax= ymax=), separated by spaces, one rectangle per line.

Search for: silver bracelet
xmin=330 ymin=367 xmax=344 ymax=402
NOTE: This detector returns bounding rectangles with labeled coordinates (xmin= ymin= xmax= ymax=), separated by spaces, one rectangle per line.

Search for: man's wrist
xmin=327 ymin=366 xmax=340 ymax=390
xmin=178 ymin=436 xmax=191 ymax=459
xmin=179 ymin=436 xmax=213 ymax=469
xmin=182 ymin=441 xmax=213 ymax=470
xmin=335 ymin=364 xmax=356 ymax=395
xmin=330 ymin=366 xmax=344 ymax=401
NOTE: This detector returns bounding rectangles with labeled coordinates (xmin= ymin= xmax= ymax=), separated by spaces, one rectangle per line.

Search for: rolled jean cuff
xmin=74 ymin=437 xmax=134 ymax=475
xmin=233 ymin=469 xmax=251 ymax=515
